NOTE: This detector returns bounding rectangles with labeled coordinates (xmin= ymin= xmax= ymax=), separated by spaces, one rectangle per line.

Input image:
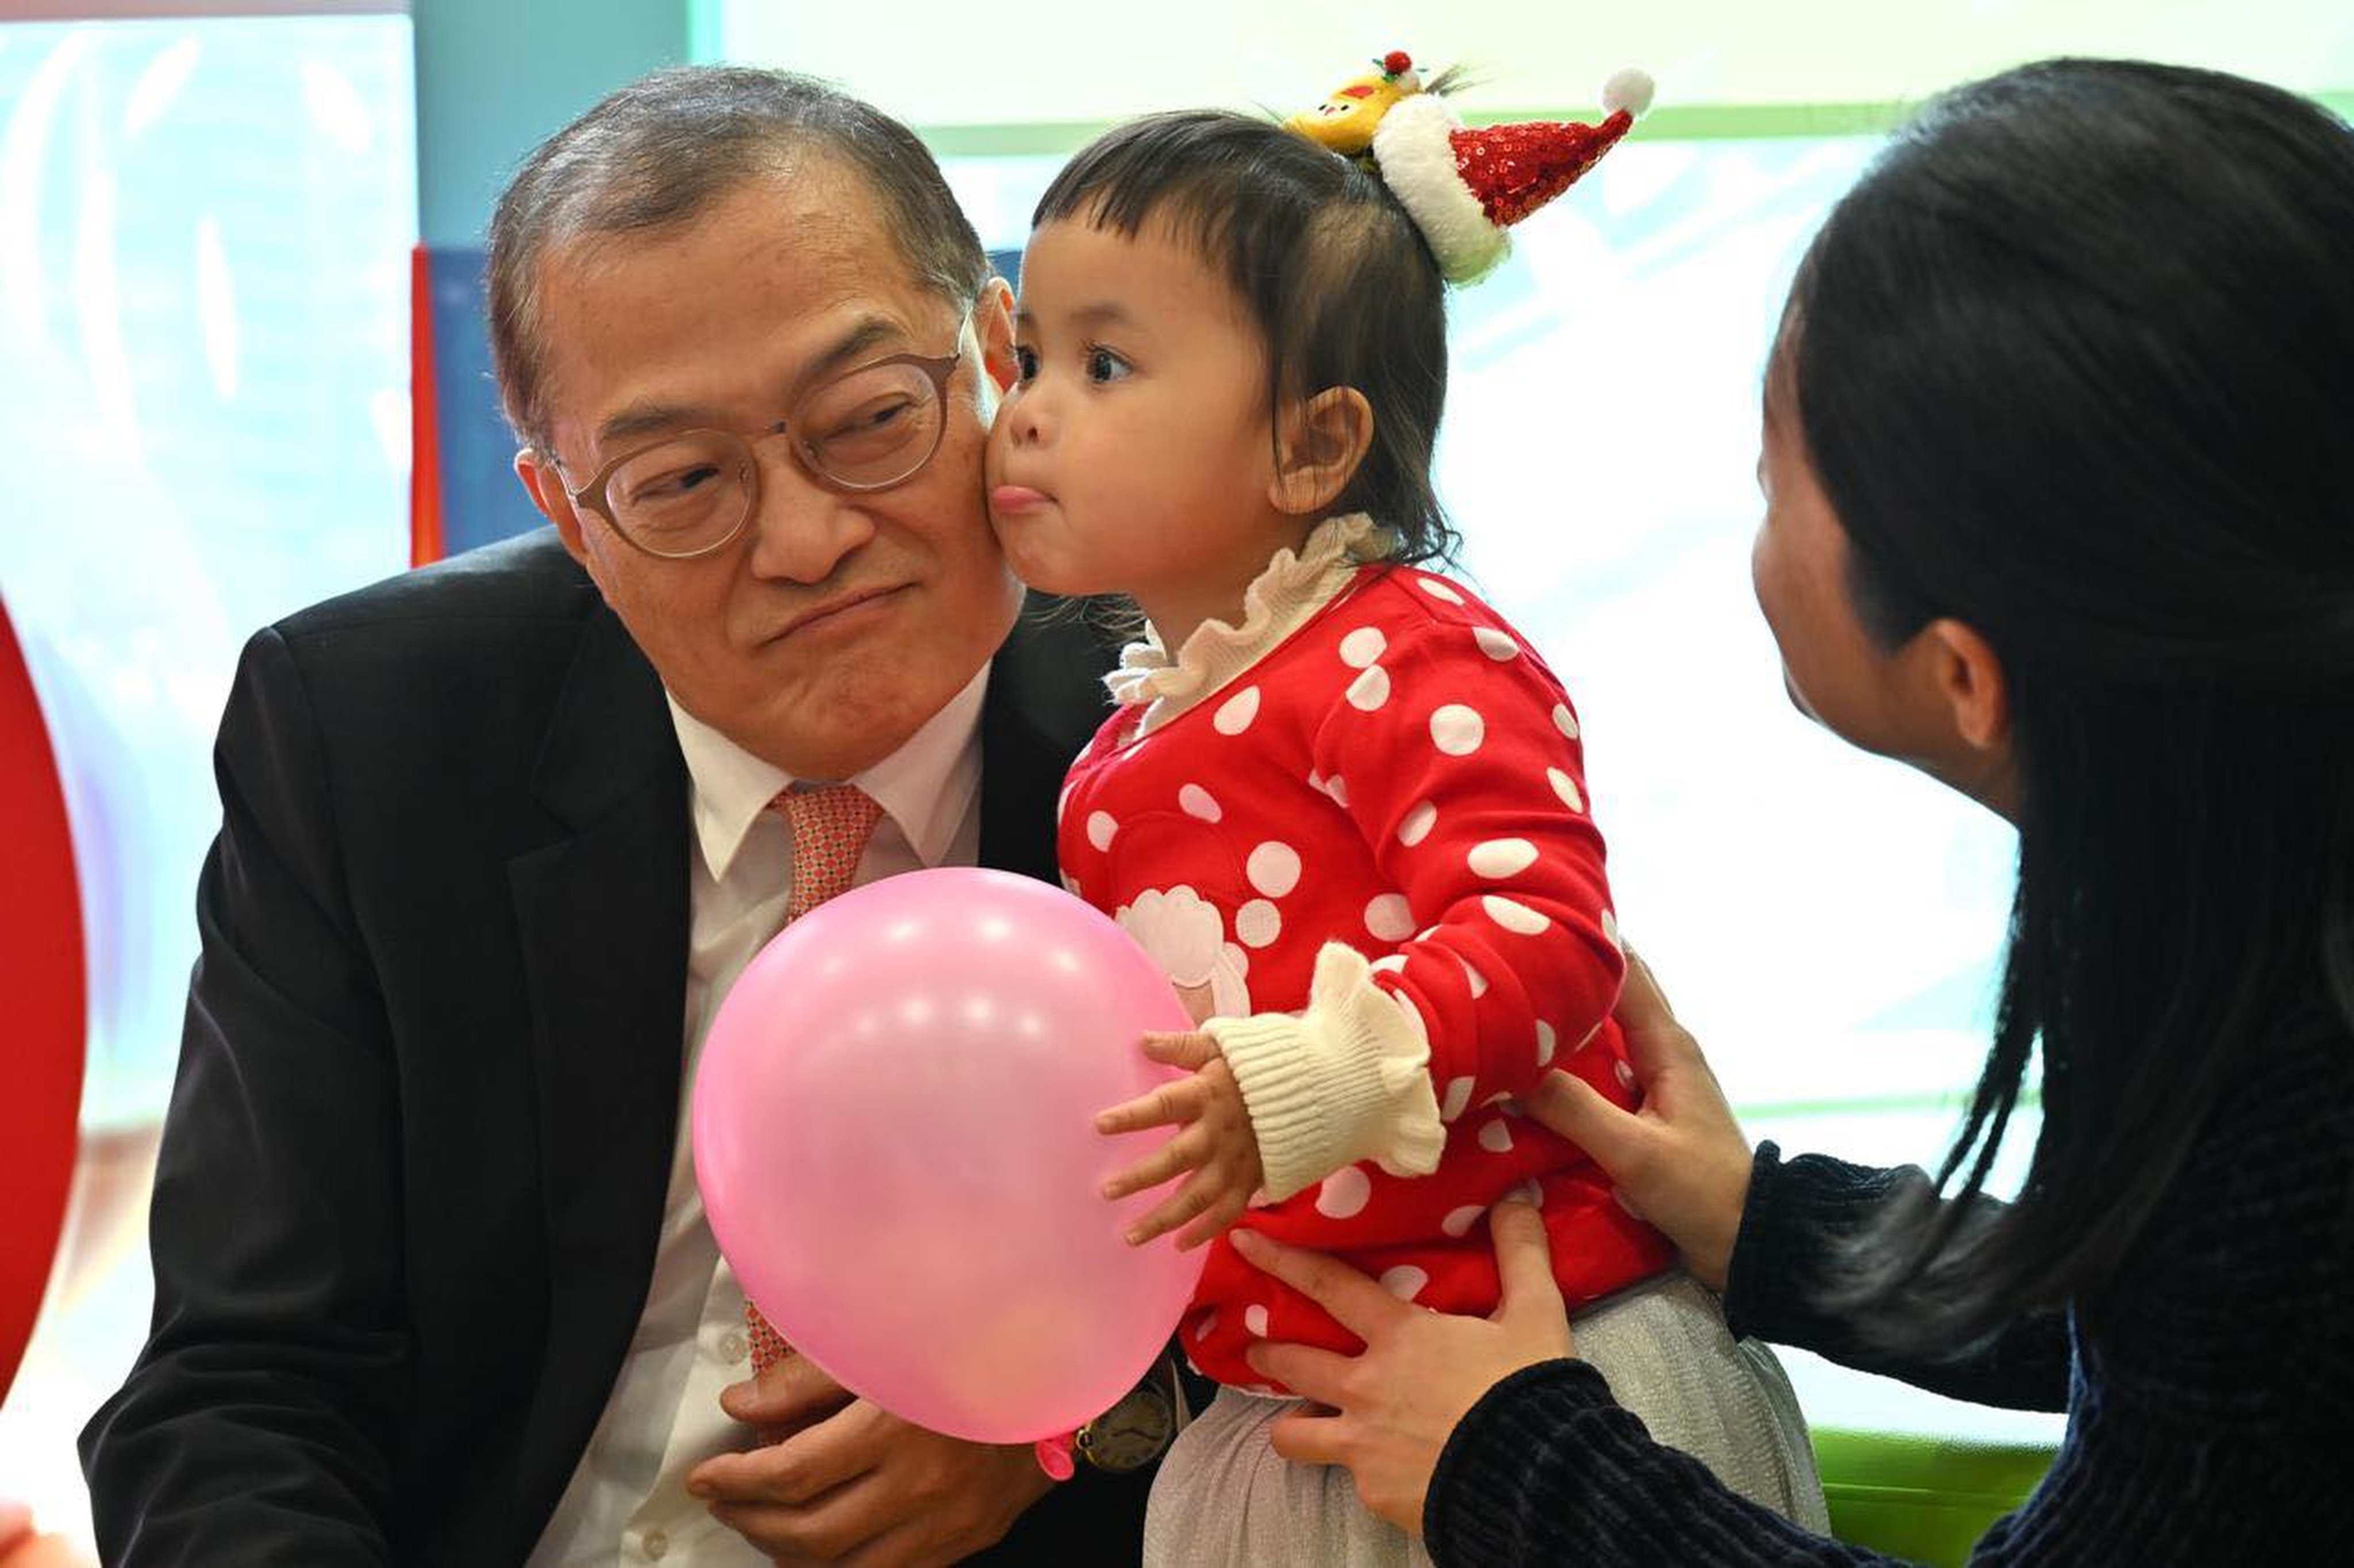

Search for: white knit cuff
xmin=1205 ymin=942 xmax=1447 ymax=1202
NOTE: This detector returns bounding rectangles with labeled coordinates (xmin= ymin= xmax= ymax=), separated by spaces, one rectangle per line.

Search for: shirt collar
xmin=666 ymin=665 xmax=991 ymax=884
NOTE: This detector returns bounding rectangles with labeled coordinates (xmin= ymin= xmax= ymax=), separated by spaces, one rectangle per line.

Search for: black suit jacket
xmin=79 ymin=530 xmax=1140 ymax=1565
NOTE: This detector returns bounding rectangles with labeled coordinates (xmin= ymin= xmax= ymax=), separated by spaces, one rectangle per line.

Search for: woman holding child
xmin=1242 ymin=56 xmax=2354 ymax=1563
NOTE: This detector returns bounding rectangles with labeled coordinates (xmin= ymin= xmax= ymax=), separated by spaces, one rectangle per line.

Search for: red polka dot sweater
xmin=1058 ymin=516 xmax=1672 ymax=1390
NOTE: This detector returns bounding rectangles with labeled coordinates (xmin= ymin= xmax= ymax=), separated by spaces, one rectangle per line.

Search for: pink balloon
xmin=693 ymin=866 xmax=1205 ymax=1443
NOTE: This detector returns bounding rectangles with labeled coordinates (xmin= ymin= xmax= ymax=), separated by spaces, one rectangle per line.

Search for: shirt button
xmin=719 ymin=1329 xmax=748 ymax=1365
xmin=643 ymin=1528 xmax=669 ymax=1560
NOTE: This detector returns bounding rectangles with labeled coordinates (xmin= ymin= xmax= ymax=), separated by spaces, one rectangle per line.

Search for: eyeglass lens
xmin=603 ymin=357 xmax=947 ymax=555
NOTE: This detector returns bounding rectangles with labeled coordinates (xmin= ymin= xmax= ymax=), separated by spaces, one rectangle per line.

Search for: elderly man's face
xmin=519 ymin=159 xmax=1021 ymax=779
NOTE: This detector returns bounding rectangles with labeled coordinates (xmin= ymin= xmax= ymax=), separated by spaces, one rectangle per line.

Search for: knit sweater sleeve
xmin=1424 ymin=1324 xmax=2351 ymax=1566
xmin=1723 ymin=1144 xmax=2071 ymax=1410
xmin=1425 ymin=1361 xmax=1879 ymax=1566
xmin=1425 ymin=1025 xmax=2354 ymax=1563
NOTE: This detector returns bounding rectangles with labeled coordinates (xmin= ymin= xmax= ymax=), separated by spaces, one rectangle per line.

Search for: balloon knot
xmin=1034 ymin=1430 xmax=1078 ymax=1481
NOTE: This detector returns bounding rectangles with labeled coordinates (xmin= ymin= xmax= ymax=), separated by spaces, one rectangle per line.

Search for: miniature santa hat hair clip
xmin=1287 ymin=51 xmax=1655 ymax=284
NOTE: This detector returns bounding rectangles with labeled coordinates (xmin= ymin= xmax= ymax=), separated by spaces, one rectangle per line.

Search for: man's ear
xmin=1269 ymin=386 xmax=1374 ymax=518
xmin=516 ymin=448 xmax=590 ymax=565
xmin=974 ymin=276 xmax=1019 ymax=395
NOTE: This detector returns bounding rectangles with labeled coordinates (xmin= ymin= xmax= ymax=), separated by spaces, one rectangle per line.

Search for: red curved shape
xmin=410 ymin=242 xmax=446 ymax=567
xmin=0 ymin=596 xmax=84 ymax=1403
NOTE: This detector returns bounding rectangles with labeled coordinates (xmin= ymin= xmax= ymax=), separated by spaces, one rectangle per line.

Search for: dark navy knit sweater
xmin=1424 ymin=1018 xmax=2354 ymax=1563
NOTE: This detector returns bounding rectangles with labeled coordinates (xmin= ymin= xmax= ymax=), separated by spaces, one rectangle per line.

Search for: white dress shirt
xmin=528 ymin=668 xmax=991 ymax=1566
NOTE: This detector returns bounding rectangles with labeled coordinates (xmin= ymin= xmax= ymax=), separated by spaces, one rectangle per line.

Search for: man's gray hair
xmin=486 ymin=66 xmax=991 ymax=455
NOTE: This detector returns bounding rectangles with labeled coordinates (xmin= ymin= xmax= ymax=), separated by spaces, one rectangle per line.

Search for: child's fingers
xmin=1124 ymin=1165 xmax=1222 ymax=1246
xmin=1101 ymin=1127 xmax=1206 ymax=1201
xmin=1119 ymin=1206 xmax=1182 ymax=1247
xmin=1174 ymin=1184 xmax=1250 ymax=1250
xmin=1139 ymin=1031 xmax=1220 ymax=1070
xmin=1094 ymin=1074 xmax=1203 ymax=1135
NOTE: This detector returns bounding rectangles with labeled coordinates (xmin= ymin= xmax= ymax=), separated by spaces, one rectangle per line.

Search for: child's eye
xmin=1013 ymin=345 xmax=1040 ymax=383
xmin=1086 ymin=346 xmax=1133 ymax=384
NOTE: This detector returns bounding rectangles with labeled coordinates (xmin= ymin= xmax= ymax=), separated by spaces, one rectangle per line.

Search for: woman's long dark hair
xmin=1786 ymin=59 xmax=2354 ymax=1351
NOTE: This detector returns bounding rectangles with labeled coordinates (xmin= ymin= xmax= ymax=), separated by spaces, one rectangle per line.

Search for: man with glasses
xmin=83 ymin=68 xmax=1172 ymax=1565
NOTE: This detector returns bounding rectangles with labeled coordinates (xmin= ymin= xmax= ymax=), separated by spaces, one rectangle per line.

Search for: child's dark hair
xmin=1034 ymin=110 xmax=1460 ymax=568
xmin=1786 ymin=59 xmax=2354 ymax=1354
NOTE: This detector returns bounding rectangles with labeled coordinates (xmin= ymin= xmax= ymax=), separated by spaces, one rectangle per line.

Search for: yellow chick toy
xmin=1285 ymin=49 xmax=1423 ymax=156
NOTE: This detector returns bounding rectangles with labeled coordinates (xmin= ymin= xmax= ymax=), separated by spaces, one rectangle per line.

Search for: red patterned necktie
xmin=742 ymin=783 xmax=887 ymax=1416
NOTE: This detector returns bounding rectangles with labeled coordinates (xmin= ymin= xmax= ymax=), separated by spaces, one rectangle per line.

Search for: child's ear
xmin=1269 ymin=386 xmax=1374 ymax=517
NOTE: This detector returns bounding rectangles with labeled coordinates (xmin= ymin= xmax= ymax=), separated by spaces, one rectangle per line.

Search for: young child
xmin=987 ymin=55 xmax=1822 ymax=1565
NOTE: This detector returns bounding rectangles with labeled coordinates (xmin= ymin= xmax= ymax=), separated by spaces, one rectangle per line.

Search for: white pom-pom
xmin=1601 ymin=68 xmax=1654 ymax=119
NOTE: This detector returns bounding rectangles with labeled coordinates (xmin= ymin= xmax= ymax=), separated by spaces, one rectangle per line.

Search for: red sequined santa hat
xmin=1371 ymin=65 xmax=1654 ymax=283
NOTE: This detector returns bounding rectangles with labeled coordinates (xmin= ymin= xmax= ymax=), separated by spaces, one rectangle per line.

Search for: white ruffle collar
xmin=1104 ymin=514 xmax=1391 ymax=735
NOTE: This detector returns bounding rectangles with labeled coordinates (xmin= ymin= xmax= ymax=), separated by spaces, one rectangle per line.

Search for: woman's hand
xmin=1524 ymin=950 xmax=1753 ymax=1291
xmin=1095 ymin=1031 xmax=1265 ymax=1249
xmin=1232 ymin=1201 xmax=1571 ymax=1536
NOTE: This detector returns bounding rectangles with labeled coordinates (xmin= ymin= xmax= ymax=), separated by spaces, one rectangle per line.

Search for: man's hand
xmin=688 ymin=1355 xmax=1052 ymax=1565
xmin=1235 ymin=1203 xmax=1573 ymax=1536
xmin=1094 ymin=1031 xmax=1263 ymax=1249
xmin=1521 ymin=950 xmax=1753 ymax=1291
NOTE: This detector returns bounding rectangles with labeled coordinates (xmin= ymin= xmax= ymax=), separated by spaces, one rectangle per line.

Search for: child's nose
xmin=1011 ymin=390 xmax=1052 ymax=446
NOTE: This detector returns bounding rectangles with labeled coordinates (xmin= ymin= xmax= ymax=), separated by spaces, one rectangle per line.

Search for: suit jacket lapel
xmin=498 ymin=590 xmax=1107 ymax=1531
xmin=506 ymin=603 xmax=689 ymax=1520
xmin=979 ymin=599 xmax=1116 ymax=880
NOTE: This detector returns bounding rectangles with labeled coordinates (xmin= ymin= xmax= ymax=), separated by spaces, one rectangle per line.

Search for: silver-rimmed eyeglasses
xmin=556 ymin=348 xmax=961 ymax=560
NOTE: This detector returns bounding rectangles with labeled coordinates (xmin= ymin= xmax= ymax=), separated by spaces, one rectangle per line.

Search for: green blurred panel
xmin=918 ymin=89 xmax=2352 ymax=159
xmin=1815 ymin=1427 xmax=2057 ymax=1565
xmin=410 ymin=0 xmax=690 ymax=247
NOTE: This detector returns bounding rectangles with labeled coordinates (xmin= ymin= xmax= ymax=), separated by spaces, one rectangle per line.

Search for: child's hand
xmin=1094 ymin=1031 xmax=1264 ymax=1250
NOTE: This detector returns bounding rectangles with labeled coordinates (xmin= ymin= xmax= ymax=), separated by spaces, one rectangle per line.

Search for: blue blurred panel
xmin=427 ymin=243 xmax=545 ymax=553
xmin=986 ymin=245 xmax=1022 ymax=292
xmin=0 ymin=16 xmax=416 ymax=1129
xmin=417 ymin=245 xmax=1025 ymax=554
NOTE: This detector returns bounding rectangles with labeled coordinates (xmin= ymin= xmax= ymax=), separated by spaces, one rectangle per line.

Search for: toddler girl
xmin=986 ymin=55 xmax=1823 ymax=1565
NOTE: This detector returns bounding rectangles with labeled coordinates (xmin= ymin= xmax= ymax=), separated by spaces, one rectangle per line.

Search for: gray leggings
xmin=1144 ymin=1270 xmax=1829 ymax=1566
